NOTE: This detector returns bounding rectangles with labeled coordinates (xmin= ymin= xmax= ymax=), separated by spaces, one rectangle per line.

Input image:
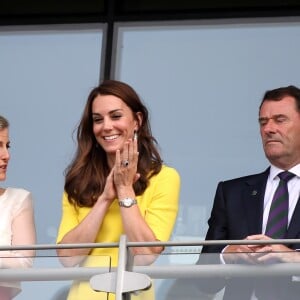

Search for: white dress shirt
xmin=220 ymin=164 xmax=300 ymax=300
xmin=262 ymin=164 xmax=300 ymax=234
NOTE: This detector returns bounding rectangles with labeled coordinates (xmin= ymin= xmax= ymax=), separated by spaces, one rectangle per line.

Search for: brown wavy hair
xmin=64 ymin=80 xmax=162 ymax=206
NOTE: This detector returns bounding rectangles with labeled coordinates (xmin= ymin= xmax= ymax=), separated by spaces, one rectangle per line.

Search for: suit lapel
xmin=244 ymin=169 xmax=269 ymax=235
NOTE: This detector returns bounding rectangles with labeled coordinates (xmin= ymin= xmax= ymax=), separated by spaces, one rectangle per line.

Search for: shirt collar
xmin=270 ymin=163 xmax=300 ymax=180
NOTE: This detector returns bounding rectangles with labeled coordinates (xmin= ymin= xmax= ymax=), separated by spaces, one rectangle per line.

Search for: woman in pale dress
xmin=0 ymin=115 xmax=36 ymax=299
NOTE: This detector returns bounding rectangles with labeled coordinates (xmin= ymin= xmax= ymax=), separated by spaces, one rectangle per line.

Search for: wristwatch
xmin=119 ymin=197 xmax=137 ymax=208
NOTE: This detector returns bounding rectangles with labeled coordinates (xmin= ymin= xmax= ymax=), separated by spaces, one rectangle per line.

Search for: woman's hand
xmin=100 ymin=136 xmax=140 ymax=204
xmin=101 ymin=167 xmax=117 ymax=203
xmin=114 ymin=137 xmax=139 ymax=198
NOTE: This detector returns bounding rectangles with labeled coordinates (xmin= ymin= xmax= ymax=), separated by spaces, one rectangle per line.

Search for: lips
xmin=103 ymin=134 xmax=120 ymax=141
xmin=265 ymin=139 xmax=281 ymax=143
xmin=264 ymin=139 xmax=283 ymax=147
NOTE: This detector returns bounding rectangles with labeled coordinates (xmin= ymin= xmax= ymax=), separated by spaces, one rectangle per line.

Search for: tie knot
xmin=278 ymin=171 xmax=295 ymax=182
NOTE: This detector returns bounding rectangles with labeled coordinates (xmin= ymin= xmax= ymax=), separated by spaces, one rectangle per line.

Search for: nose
xmin=102 ymin=118 xmax=113 ymax=130
xmin=0 ymin=147 xmax=10 ymax=162
xmin=261 ymin=119 xmax=277 ymax=134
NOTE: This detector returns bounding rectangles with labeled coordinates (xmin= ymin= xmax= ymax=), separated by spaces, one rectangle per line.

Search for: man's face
xmin=259 ymin=96 xmax=300 ymax=169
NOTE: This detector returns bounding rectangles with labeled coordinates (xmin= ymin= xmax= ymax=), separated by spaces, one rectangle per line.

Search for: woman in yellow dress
xmin=56 ymin=80 xmax=180 ymax=300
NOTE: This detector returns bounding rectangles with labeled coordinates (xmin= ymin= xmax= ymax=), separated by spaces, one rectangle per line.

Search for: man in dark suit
xmin=199 ymin=85 xmax=300 ymax=299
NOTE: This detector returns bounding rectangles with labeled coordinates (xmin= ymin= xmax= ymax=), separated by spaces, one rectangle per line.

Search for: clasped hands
xmin=223 ymin=234 xmax=298 ymax=264
xmin=101 ymin=137 xmax=140 ymax=202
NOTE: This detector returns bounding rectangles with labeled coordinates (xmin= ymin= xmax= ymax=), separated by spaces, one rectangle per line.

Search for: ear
xmin=135 ymin=112 xmax=143 ymax=130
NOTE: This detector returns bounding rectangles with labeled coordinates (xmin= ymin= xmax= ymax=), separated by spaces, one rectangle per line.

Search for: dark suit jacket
xmin=198 ymin=168 xmax=300 ymax=300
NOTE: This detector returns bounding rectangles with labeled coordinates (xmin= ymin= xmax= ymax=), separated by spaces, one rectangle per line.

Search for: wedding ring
xmin=122 ymin=160 xmax=129 ymax=167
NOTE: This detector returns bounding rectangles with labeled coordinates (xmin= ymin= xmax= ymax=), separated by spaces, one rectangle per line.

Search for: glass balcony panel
xmin=0 ymin=252 xmax=111 ymax=300
xmin=1 ymin=244 xmax=300 ymax=299
xmin=132 ymin=249 xmax=300 ymax=300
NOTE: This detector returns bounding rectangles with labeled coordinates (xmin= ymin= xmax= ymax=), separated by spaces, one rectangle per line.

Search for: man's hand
xmin=246 ymin=234 xmax=296 ymax=263
xmin=223 ymin=244 xmax=261 ymax=264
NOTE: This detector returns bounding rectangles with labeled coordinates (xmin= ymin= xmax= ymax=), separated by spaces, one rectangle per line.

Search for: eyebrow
xmin=92 ymin=109 xmax=123 ymax=116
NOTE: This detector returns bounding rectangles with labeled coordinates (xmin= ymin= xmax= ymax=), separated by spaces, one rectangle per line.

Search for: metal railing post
xmin=90 ymin=235 xmax=152 ymax=299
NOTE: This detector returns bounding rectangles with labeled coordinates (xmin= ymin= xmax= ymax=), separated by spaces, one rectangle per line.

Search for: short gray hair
xmin=0 ymin=115 xmax=9 ymax=130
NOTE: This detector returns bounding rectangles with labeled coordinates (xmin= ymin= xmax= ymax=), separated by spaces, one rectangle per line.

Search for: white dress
xmin=0 ymin=188 xmax=35 ymax=298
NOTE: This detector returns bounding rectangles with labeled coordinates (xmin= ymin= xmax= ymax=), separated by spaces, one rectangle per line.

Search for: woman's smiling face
xmin=92 ymin=94 xmax=139 ymax=157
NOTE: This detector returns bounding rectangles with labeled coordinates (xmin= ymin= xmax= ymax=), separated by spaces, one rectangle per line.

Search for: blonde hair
xmin=0 ymin=115 xmax=9 ymax=130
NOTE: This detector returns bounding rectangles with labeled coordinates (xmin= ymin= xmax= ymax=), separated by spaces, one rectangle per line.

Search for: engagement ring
xmin=122 ymin=160 xmax=129 ymax=167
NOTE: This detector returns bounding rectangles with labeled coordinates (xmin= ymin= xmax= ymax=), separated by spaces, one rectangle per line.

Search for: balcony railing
xmin=1 ymin=236 xmax=300 ymax=300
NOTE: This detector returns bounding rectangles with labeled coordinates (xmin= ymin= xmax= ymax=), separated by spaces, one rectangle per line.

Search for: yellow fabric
xmin=57 ymin=165 xmax=180 ymax=300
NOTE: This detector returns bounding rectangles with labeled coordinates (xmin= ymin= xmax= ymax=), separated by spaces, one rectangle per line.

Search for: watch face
xmin=123 ymin=198 xmax=132 ymax=207
xmin=119 ymin=198 xmax=136 ymax=207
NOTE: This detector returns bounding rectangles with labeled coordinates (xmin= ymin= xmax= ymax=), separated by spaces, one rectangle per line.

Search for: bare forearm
xmin=57 ymin=197 xmax=111 ymax=263
xmin=1 ymin=250 xmax=35 ymax=268
xmin=117 ymin=186 xmax=163 ymax=255
xmin=120 ymin=207 xmax=163 ymax=255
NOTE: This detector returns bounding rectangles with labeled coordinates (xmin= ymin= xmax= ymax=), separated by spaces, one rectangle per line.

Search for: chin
xmin=104 ymin=147 xmax=118 ymax=154
xmin=264 ymin=146 xmax=283 ymax=156
xmin=266 ymin=151 xmax=284 ymax=161
xmin=103 ymin=143 xmax=124 ymax=154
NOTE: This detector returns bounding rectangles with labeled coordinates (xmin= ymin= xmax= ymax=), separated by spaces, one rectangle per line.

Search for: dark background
xmin=1 ymin=0 xmax=300 ymax=25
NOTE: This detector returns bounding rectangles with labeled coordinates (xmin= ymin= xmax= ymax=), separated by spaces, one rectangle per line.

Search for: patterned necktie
xmin=265 ymin=171 xmax=295 ymax=238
